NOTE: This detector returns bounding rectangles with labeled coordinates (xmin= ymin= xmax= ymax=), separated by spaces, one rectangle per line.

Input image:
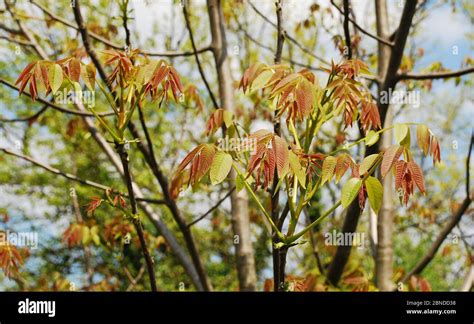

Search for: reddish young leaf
xmin=429 ymin=136 xmax=441 ymax=164
xmin=272 ymin=135 xmax=289 ymax=177
xmin=68 ymin=58 xmax=81 ymax=82
xmin=407 ymin=161 xmax=425 ymax=194
xmin=381 ymin=145 xmax=403 ymax=178
xmin=360 ymin=98 xmax=381 ymax=131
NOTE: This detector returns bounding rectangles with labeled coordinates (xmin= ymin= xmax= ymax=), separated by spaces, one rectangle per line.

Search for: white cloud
xmin=418 ymin=6 xmax=470 ymax=47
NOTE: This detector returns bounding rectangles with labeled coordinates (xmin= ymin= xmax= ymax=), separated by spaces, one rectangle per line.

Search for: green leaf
xmin=341 ymin=178 xmax=362 ymax=208
xmin=250 ymin=69 xmax=273 ymax=92
xmin=416 ymin=124 xmax=430 ymax=155
xmin=91 ymin=226 xmax=100 ymax=245
xmin=394 ymin=124 xmax=409 ymax=145
xmin=321 ymin=156 xmax=336 ymax=185
xmin=82 ymin=226 xmax=90 ymax=245
xmin=359 ymin=154 xmax=379 ymax=175
xmin=223 ymin=110 xmax=233 ymax=128
xmin=365 ymin=176 xmax=383 ymax=213
xmin=365 ymin=130 xmax=379 ymax=146
xmin=235 ymin=173 xmax=245 ymax=192
xmin=209 ymin=151 xmax=232 ymax=185
xmin=289 ymin=151 xmax=306 ymax=188
xmin=48 ymin=64 xmax=63 ymax=95
xmin=82 ymin=63 xmax=96 ymax=92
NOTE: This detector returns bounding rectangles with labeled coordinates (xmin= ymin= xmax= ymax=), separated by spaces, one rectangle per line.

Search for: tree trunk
xmin=374 ymin=0 xmax=395 ymax=291
xmin=207 ymin=0 xmax=257 ymax=291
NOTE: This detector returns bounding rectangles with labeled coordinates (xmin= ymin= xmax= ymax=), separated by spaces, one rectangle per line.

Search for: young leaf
xmin=321 ymin=156 xmax=336 ymax=185
xmin=359 ymin=154 xmax=379 ymax=175
xmin=381 ymin=145 xmax=403 ymax=178
xmin=235 ymin=173 xmax=245 ymax=192
xmin=69 ymin=58 xmax=81 ymax=82
xmin=272 ymin=135 xmax=289 ymax=178
xmin=289 ymin=151 xmax=306 ymax=188
xmin=82 ymin=63 xmax=96 ymax=92
xmin=416 ymin=124 xmax=430 ymax=155
xmin=407 ymin=161 xmax=425 ymax=194
xmin=210 ymin=151 xmax=233 ymax=185
xmin=394 ymin=124 xmax=409 ymax=144
xmin=48 ymin=64 xmax=63 ymax=95
xmin=335 ymin=154 xmax=353 ymax=183
xmin=341 ymin=177 xmax=362 ymax=208
xmin=365 ymin=130 xmax=379 ymax=146
xmin=365 ymin=176 xmax=383 ymax=213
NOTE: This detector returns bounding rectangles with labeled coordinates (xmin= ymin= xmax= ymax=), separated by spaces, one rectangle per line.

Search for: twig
xmin=30 ymin=0 xmax=212 ymax=58
xmin=0 ymin=77 xmax=115 ymax=117
xmin=247 ymin=0 xmax=329 ymax=65
xmin=342 ymin=0 xmax=352 ymax=59
xmin=0 ymin=147 xmax=166 ymax=205
xmin=0 ymin=104 xmax=48 ymax=122
xmin=330 ymin=0 xmax=394 ymax=47
xmin=182 ymin=1 xmax=219 ymax=110
xmin=115 ymin=142 xmax=158 ymax=292
xmin=187 ymin=187 xmax=235 ymax=227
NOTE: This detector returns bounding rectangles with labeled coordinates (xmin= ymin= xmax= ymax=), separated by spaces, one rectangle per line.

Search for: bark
xmin=374 ymin=0 xmax=395 ymax=291
xmin=207 ymin=0 xmax=257 ymax=291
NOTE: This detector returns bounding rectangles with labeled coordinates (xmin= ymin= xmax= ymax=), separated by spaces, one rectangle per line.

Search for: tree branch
xmin=247 ymin=0 xmax=329 ymax=65
xmin=183 ymin=1 xmax=219 ymax=110
xmin=186 ymin=187 xmax=235 ymax=227
xmin=0 ymin=104 xmax=48 ymax=123
xmin=30 ymin=0 xmax=213 ymax=58
xmin=397 ymin=67 xmax=474 ymax=81
xmin=0 ymin=147 xmax=166 ymax=205
xmin=115 ymin=142 xmax=158 ymax=291
xmin=342 ymin=0 xmax=352 ymax=59
xmin=0 ymin=77 xmax=115 ymax=117
xmin=330 ymin=0 xmax=394 ymax=47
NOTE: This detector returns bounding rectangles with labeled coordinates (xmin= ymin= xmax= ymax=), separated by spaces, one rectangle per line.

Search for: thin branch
xmin=0 ymin=35 xmax=33 ymax=46
xmin=272 ymin=0 xmax=285 ymax=292
xmin=0 ymin=77 xmax=114 ymax=117
xmin=5 ymin=0 xmax=49 ymax=60
xmin=248 ymin=0 xmax=329 ymax=65
xmin=182 ymin=1 xmax=219 ymax=110
xmin=30 ymin=0 xmax=212 ymax=57
xmin=0 ymin=147 xmax=166 ymax=205
xmin=187 ymin=187 xmax=235 ymax=227
xmin=231 ymin=9 xmax=324 ymax=71
xmin=274 ymin=0 xmax=284 ymax=64
xmin=342 ymin=0 xmax=352 ymax=59
xmin=116 ymin=142 xmax=158 ymax=292
xmin=0 ymin=104 xmax=48 ymax=122
xmin=330 ymin=0 xmax=394 ymax=47
xmin=397 ymin=67 xmax=474 ymax=81
xmin=0 ymin=21 xmax=22 ymax=35
xmin=125 ymin=265 xmax=146 ymax=291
